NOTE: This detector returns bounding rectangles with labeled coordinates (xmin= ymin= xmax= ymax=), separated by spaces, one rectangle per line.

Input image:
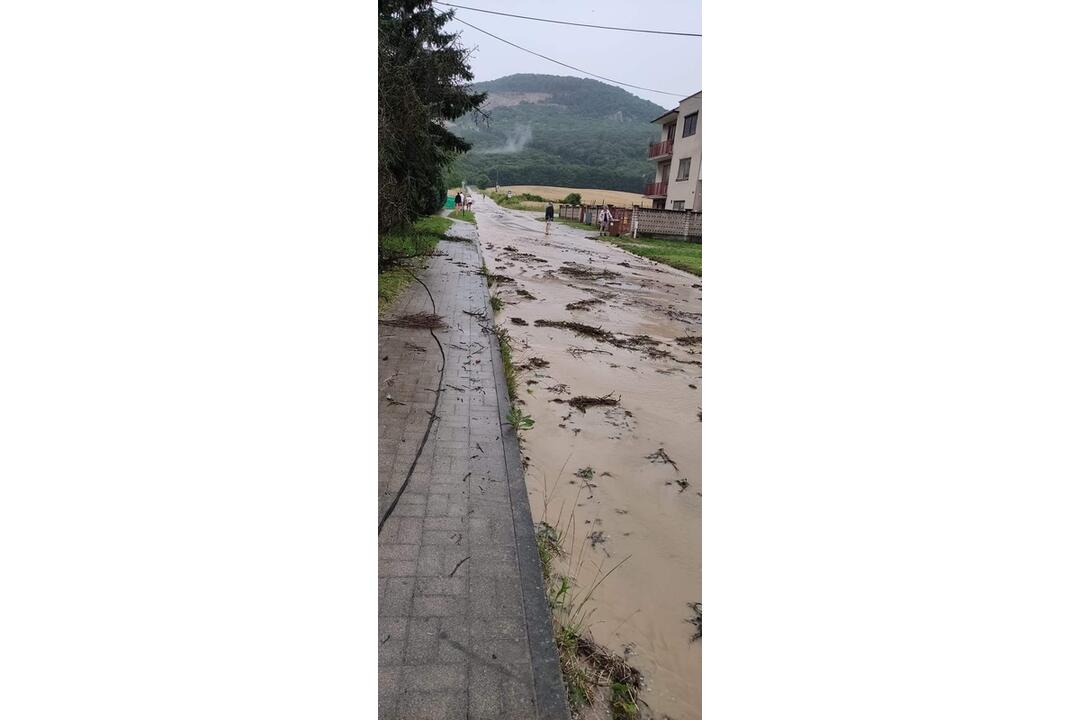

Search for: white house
xmin=644 ymin=91 xmax=701 ymax=212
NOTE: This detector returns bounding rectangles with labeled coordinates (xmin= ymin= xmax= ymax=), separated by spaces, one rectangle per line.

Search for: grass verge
xmin=449 ymin=208 xmax=476 ymax=224
xmin=494 ymin=325 xmax=518 ymax=402
xmin=603 ymin=235 xmax=702 ymax=276
xmin=378 ymin=215 xmax=452 ymax=313
xmin=535 ymin=518 xmax=642 ymax=719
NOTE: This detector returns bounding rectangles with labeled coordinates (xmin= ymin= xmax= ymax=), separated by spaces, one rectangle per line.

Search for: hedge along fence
xmin=557 ymin=204 xmax=702 ymax=240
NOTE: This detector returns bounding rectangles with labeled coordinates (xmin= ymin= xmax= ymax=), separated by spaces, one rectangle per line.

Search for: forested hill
xmin=447 ymin=74 xmax=667 ymax=193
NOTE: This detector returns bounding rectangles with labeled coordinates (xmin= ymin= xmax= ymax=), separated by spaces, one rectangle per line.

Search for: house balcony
xmin=648 ymin=139 xmax=674 ymax=160
xmin=644 ymin=181 xmax=668 ymax=198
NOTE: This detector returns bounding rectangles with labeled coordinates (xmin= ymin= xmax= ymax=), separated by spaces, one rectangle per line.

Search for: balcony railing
xmin=644 ymin=181 xmax=668 ymax=197
xmin=648 ymin=139 xmax=674 ymax=159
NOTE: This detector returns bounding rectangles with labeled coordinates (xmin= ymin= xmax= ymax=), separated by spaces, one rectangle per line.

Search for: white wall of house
xmin=665 ymin=93 xmax=701 ymax=211
xmin=647 ymin=93 xmax=702 ymax=212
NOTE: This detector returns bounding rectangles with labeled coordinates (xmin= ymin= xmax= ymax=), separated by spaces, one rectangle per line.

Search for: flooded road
xmin=472 ymin=194 xmax=702 ymax=720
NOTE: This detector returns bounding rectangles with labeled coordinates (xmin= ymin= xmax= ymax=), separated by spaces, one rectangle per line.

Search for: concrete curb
xmin=468 ymin=227 xmax=572 ymax=720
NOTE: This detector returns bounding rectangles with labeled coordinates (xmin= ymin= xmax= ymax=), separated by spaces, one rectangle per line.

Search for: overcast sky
xmin=439 ymin=0 xmax=702 ymax=109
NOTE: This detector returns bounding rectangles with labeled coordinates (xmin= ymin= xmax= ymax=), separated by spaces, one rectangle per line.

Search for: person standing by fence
xmin=598 ymin=205 xmax=613 ymax=236
xmin=545 ymin=202 xmax=554 ymax=235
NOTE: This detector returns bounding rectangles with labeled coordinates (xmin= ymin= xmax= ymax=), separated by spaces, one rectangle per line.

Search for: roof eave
xmin=651 ymin=108 xmax=679 ymax=124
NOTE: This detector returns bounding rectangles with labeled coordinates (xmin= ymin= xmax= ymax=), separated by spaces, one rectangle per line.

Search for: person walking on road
xmin=466 ymin=194 xmax=473 ymax=212
xmin=454 ymin=191 xmax=463 ymax=211
xmin=544 ymin=201 xmax=554 ymax=235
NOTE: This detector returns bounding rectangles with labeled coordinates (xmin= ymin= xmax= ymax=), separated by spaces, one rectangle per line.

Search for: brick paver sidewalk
xmin=378 ymin=219 xmax=570 ymax=720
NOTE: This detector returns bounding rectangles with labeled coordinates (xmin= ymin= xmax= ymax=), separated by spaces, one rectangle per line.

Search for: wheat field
xmin=490 ymin=185 xmax=648 ymax=208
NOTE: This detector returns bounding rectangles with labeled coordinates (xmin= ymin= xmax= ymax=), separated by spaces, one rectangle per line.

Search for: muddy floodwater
xmin=472 ymin=195 xmax=702 ymax=720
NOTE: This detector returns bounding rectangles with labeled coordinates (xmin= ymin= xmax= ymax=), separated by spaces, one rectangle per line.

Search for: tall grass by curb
xmin=479 ymin=259 xmax=516 ymax=401
xmin=536 ymin=468 xmax=643 ymax=718
xmin=493 ymin=325 xmax=517 ymax=402
xmin=448 ymin=208 xmax=476 ymax=224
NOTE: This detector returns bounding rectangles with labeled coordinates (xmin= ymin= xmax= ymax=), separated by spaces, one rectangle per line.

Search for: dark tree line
xmin=378 ymin=1 xmax=485 ymax=233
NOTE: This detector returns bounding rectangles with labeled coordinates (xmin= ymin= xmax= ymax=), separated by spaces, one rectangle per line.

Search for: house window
xmin=676 ymin=157 xmax=692 ymax=181
xmin=682 ymin=112 xmax=698 ymax=137
xmin=672 ymin=201 xmax=685 ymax=211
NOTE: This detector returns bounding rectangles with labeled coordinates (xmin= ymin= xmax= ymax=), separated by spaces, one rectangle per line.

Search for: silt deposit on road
xmin=472 ymin=195 xmax=702 ymax=720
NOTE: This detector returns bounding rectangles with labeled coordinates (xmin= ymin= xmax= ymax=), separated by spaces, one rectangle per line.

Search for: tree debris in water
xmin=567 ymin=345 xmax=613 ymax=358
xmin=646 ymin=447 xmax=680 ymax=472
xmin=559 ymin=263 xmax=620 ymax=281
xmin=565 ymin=298 xmax=604 ymax=311
xmin=577 ymin=634 xmax=643 ymax=688
xmin=535 ymin=319 xmax=615 ymax=342
xmin=534 ymin=320 xmax=669 ymax=360
xmin=569 ymin=393 xmax=619 ymax=412
xmin=674 ymin=335 xmax=702 ymax=346
xmin=686 ymin=602 xmax=702 ymax=642
xmin=515 ymin=356 xmax=549 ymax=371
xmin=510 ymin=317 xmax=528 ymax=325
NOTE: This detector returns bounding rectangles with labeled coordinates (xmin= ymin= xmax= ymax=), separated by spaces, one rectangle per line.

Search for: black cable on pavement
xmin=377 ymin=268 xmax=447 ymax=535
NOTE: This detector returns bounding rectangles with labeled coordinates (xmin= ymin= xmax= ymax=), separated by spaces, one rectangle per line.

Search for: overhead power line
xmin=434 ymin=1 xmax=702 ymax=37
xmin=451 ymin=17 xmax=692 ymax=98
